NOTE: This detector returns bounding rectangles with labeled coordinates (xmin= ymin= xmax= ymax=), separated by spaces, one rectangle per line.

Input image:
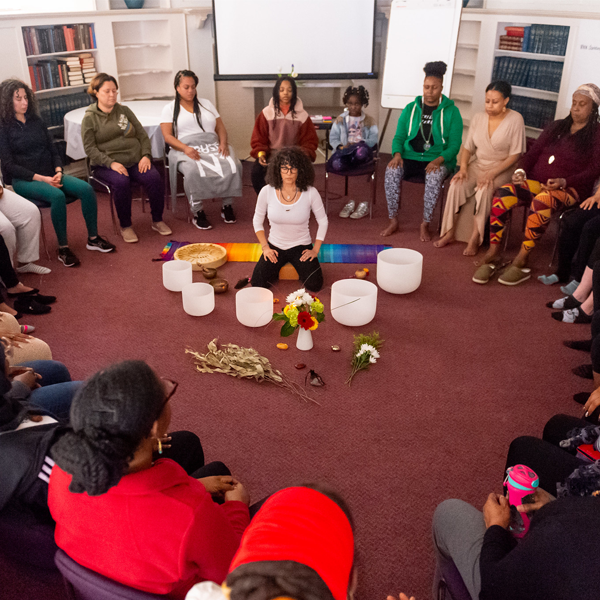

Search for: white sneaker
xmin=350 ymin=201 xmax=369 ymax=219
xmin=339 ymin=201 xmax=356 ymax=218
xmin=16 ymin=262 xmax=51 ymax=275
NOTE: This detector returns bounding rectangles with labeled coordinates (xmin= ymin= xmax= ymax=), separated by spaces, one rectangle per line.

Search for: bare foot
xmin=0 ymin=302 xmax=18 ymax=317
xmin=434 ymin=231 xmax=455 ymax=248
xmin=380 ymin=218 xmax=399 ymax=237
xmin=420 ymin=222 xmax=431 ymax=242
xmin=6 ymin=282 xmax=34 ymax=294
xmin=463 ymin=242 xmax=479 ymax=256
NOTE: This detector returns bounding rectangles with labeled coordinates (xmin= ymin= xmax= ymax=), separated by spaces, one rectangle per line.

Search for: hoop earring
xmin=157 ymin=438 xmax=163 ymax=455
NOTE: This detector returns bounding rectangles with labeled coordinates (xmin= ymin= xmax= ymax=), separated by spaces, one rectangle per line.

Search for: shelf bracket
xmin=184 ymin=8 xmax=211 ymax=29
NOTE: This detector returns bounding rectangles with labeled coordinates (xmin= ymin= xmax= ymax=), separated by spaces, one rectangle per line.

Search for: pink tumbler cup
xmin=504 ymin=464 xmax=539 ymax=538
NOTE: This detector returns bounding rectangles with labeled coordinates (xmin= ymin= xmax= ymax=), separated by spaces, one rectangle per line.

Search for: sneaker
xmin=57 ymin=247 xmax=80 ymax=268
xmin=16 ymin=262 xmax=51 ymax=275
xmin=350 ymin=201 xmax=369 ymax=219
xmin=194 ymin=211 xmax=213 ymax=230
xmin=120 ymin=227 xmax=139 ymax=243
xmin=86 ymin=235 xmax=116 ymax=253
xmin=339 ymin=201 xmax=356 ymax=218
xmin=221 ymin=205 xmax=236 ymax=224
xmin=152 ymin=221 xmax=172 ymax=236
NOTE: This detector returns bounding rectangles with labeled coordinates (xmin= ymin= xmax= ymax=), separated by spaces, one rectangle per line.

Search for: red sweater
xmin=521 ymin=121 xmax=600 ymax=200
xmin=48 ymin=460 xmax=250 ymax=599
xmin=250 ymin=98 xmax=318 ymax=161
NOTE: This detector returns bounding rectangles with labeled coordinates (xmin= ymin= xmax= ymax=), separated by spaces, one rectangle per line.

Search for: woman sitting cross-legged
xmin=48 ymin=360 xmax=252 ymax=599
xmin=473 ymin=83 xmax=600 ymax=286
xmin=82 ymin=73 xmax=171 ymax=244
xmin=0 ymin=79 xmax=115 ymax=268
xmin=435 ymin=80 xmax=526 ymax=255
xmin=328 ymin=85 xmax=379 ymax=220
xmin=251 ymin=147 xmax=328 ymax=293
xmin=381 ymin=61 xmax=463 ymax=241
xmin=160 ymin=70 xmax=242 ymax=231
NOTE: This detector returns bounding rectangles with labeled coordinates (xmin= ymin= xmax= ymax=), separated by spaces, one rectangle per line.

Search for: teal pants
xmin=12 ymin=175 xmax=98 ymax=247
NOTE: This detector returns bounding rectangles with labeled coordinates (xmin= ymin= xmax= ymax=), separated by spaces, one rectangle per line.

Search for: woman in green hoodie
xmin=381 ymin=62 xmax=462 ymax=241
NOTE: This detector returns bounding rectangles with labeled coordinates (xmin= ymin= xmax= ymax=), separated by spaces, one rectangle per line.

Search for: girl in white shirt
xmin=160 ymin=70 xmax=242 ymax=231
xmin=252 ymin=147 xmax=328 ymax=292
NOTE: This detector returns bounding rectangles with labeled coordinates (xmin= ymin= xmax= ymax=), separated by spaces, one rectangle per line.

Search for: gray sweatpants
xmin=177 ymin=159 xmax=234 ymax=214
xmin=432 ymin=499 xmax=486 ymax=600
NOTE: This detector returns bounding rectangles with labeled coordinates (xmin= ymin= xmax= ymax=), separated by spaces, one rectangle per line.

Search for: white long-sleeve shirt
xmin=252 ymin=185 xmax=328 ymax=250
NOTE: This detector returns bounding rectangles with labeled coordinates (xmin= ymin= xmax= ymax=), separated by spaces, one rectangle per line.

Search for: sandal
xmin=13 ymin=297 xmax=51 ymax=315
xmin=472 ymin=263 xmax=498 ymax=284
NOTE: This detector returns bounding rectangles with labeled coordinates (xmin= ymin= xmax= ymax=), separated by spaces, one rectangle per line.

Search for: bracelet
xmin=257 ymin=151 xmax=266 ymax=158
xmin=514 ymin=168 xmax=526 ymax=179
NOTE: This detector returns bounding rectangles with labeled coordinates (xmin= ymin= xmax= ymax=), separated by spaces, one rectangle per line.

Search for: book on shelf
xmin=37 ymin=92 xmax=92 ymax=129
xmin=22 ymin=23 xmax=96 ymax=56
xmin=508 ymin=95 xmax=556 ymax=129
xmin=492 ymin=56 xmax=563 ymax=93
xmin=526 ymin=24 xmax=569 ymax=56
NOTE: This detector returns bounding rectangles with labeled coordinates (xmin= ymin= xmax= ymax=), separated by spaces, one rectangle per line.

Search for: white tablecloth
xmin=64 ymin=100 xmax=170 ymax=161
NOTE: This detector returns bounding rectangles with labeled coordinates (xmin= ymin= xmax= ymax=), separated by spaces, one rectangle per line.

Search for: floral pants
xmin=384 ymin=159 xmax=449 ymax=222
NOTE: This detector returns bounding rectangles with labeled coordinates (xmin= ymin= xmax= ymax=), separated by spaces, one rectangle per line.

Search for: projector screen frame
xmin=211 ymin=0 xmax=379 ymax=81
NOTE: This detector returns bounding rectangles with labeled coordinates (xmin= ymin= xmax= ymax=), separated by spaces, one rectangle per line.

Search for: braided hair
xmin=227 ymin=484 xmax=354 ymax=600
xmin=273 ymin=76 xmax=298 ymax=118
xmin=51 ymin=361 xmax=166 ymax=496
xmin=172 ymin=70 xmax=216 ymax=138
xmin=548 ymin=101 xmax=599 ymax=153
xmin=342 ymin=85 xmax=369 ymax=108
xmin=423 ymin=61 xmax=447 ymax=81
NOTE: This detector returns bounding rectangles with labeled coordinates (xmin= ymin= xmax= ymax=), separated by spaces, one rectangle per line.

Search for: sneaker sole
xmin=339 ymin=213 xmax=352 ymax=218
xmin=58 ymin=257 xmax=80 ymax=267
xmin=152 ymin=228 xmax=172 ymax=236
xmin=349 ymin=213 xmax=368 ymax=219
xmin=86 ymin=244 xmax=115 ymax=253
xmin=472 ymin=276 xmax=490 ymax=284
xmin=193 ymin=222 xmax=212 ymax=230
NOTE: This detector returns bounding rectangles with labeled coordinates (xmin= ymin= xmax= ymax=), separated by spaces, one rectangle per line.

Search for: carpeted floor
xmin=0 ymin=158 xmax=589 ymax=600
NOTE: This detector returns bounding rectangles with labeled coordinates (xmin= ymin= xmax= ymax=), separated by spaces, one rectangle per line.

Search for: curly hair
xmin=342 ymin=85 xmax=369 ymax=107
xmin=51 ymin=361 xmax=166 ymax=496
xmin=423 ymin=61 xmax=447 ymax=81
xmin=266 ymin=147 xmax=314 ymax=191
xmin=87 ymin=73 xmax=118 ymax=99
xmin=0 ymin=79 xmax=37 ymax=126
xmin=273 ymin=76 xmax=298 ymax=117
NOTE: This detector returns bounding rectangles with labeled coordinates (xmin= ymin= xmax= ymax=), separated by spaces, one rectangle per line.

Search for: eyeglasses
xmin=280 ymin=166 xmax=298 ymax=174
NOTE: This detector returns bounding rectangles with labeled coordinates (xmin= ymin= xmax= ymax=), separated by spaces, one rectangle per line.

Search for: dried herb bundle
xmin=186 ymin=339 xmax=318 ymax=404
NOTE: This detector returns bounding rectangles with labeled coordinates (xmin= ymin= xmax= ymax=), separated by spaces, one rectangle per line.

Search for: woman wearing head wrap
xmin=473 ymin=83 xmax=600 ymax=287
xmin=382 ymin=61 xmax=463 ymax=241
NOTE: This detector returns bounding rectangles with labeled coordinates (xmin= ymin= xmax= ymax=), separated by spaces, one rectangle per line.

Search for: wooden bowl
xmin=174 ymin=243 xmax=227 ymax=271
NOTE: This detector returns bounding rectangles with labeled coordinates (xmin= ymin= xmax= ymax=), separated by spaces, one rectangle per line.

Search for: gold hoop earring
xmin=157 ymin=438 xmax=163 ymax=455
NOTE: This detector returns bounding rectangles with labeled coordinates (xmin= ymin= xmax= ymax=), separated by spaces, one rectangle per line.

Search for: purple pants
xmin=327 ymin=142 xmax=373 ymax=173
xmin=92 ymin=163 xmax=164 ymax=228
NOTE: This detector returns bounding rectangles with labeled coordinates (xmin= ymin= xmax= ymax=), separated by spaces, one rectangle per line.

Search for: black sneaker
xmin=86 ymin=235 xmax=116 ymax=253
xmin=194 ymin=211 xmax=213 ymax=230
xmin=57 ymin=247 xmax=80 ymax=268
xmin=221 ymin=205 xmax=236 ymax=224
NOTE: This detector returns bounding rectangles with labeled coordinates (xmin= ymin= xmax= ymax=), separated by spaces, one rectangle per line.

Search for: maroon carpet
xmin=0 ymin=159 xmax=588 ymax=600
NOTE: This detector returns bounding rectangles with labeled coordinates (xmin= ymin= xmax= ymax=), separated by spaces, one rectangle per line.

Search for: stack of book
xmin=508 ymin=95 xmax=556 ymax=130
xmin=492 ymin=56 xmax=564 ymax=93
xmin=22 ymin=23 xmax=96 ymax=56
xmin=497 ymin=24 xmax=569 ymax=56
xmin=66 ymin=55 xmax=84 ymax=87
xmin=80 ymin=54 xmax=97 ymax=85
xmin=38 ymin=92 xmax=92 ymax=128
xmin=499 ymin=27 xmax=524 ymax=51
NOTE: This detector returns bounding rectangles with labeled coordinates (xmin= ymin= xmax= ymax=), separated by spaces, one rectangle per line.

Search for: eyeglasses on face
xmin=280 ymin=166 xmax=298 ymax=174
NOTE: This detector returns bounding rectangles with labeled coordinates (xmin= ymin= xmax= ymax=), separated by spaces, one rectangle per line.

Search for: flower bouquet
xmin=272 ymin=288 xmax=325 ymax=350
xmin=346 ymin=332 xmax=383 ymax=386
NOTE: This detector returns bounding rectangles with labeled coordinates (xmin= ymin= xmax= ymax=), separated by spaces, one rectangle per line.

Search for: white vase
xmin=296 ymin=327 xmax=313 ymax=351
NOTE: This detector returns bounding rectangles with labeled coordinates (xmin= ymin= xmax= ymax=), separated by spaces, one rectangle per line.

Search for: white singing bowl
xmin=330 ymin=279 xmax=378 ymax=326
xmin=236 ymin=287 xmax=274 ymax=327
xmin=377 ymin=248 xmax=423 ymax=294
xmin=163 ymin=260 xmax=193 ymax=292
xmin=182 ymin=283 xmax=215 ymax=316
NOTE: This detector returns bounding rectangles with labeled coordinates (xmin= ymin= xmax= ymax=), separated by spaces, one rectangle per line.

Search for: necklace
xmin=420 ymin=99 xmax=437 ymax=152
xmin=280 ymin=188 xmax=298 ymax=202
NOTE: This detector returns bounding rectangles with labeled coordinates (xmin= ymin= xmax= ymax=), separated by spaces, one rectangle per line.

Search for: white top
xmin=253 ymin=185 xmax=328 ymax=250
xmin=160 ymin=98 xmax=220 ymax=138
xmin=0 ymin=414 xmax=57 ymax=436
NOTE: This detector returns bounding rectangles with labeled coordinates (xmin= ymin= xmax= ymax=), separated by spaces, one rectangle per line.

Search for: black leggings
xmin=251 ymin=243 xmax=324 ymax=292
xmin=251 ymin=161 xmax=268 ymax=196
xmin=504 ymin=414 xmax=590 ymax=494
xmin=556 ymin=206 xmax=600 ymax=282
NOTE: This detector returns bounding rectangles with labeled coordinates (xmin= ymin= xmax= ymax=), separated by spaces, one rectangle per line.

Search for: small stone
xmin=273 ymin=298 xmax=280 ymax=303
xmin=277 ymin=343 xmax=288 ymax=350
xmin=355 ymin=270 xmax=367 ymax=279
xmin=331 ymin=345 xmax=341 ymax=352
xmin=295 ymin=363 xmax=306 ymax=369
